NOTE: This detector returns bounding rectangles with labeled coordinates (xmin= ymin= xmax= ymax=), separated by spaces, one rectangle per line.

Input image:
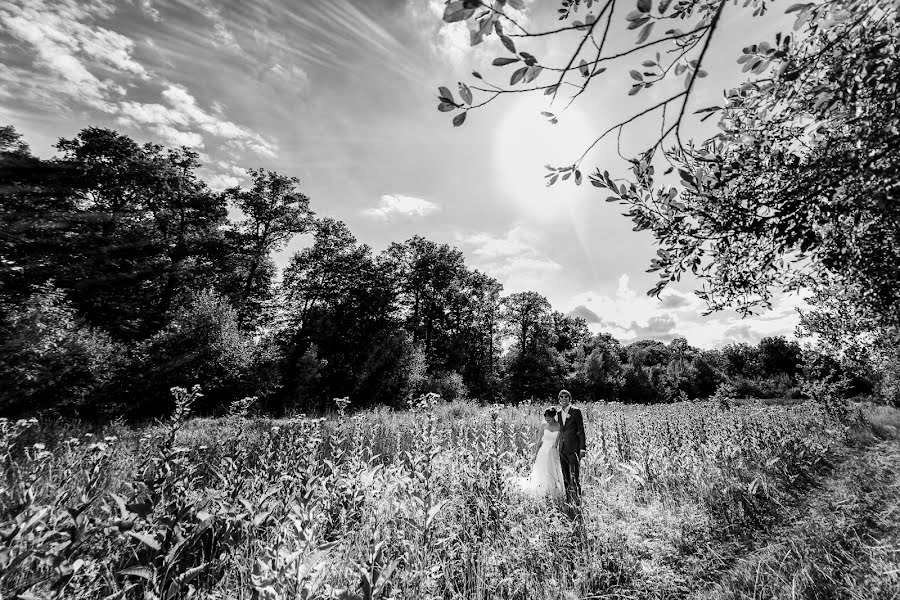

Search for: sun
xmin=492 ymin=94 xmax=594 ymax=222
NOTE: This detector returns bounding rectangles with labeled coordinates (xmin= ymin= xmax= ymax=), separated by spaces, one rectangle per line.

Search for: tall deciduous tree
xmin=224 ymin=168 xmax=313 ymax=321
xmin=1 ymin=127 xmax=228 ymax=338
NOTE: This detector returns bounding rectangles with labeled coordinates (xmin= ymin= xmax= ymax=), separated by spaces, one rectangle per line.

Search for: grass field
xmin=1 ymin=391 xmax=898 ymax=599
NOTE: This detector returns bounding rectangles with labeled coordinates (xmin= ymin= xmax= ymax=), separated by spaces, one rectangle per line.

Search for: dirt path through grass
xmin=690 ymin=436 xmax=900 ymax=599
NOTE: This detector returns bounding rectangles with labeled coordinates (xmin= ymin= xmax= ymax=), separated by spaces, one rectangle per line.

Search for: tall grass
xmin=0 ymin=393 xmax=871 ymax=599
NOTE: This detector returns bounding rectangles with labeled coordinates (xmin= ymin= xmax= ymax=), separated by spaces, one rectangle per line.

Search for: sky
xmin=0 ymin=0 xmax=808 ymax=348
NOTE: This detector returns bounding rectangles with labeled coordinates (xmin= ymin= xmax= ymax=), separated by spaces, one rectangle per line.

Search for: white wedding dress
xmin=518 ymin=427 xmax=565 ymax=499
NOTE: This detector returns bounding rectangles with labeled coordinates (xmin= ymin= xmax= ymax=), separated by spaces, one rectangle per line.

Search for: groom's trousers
xmin=560 ymin=452 xmax=581 ymax=502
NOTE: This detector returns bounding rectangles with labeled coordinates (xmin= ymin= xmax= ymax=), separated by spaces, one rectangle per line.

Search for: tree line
xmin=0 ymin=126 xmax=872 ymax=419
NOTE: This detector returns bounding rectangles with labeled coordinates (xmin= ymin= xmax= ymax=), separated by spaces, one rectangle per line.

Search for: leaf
xmin=438 ymin=102 xmax=455 ymax=112
xmin=128 ymin=531 xmax=161 ymax=551
xmin=452 ymin=112 xmax=467 ymax=127
xmin=544 ymin=84 xmax=558 ymax=95
xmin=637 ymin=21 xmax=655 ymax=44
xmin=500 ymin=35 xmax=516 ymax=54
xmin=493 ymin=57 xmax=520 ymax=67
xmin=575 ymin=170 xmax=582 ymax=185
xmin=578 ymin=59 xmax=589 ymax=77
xmin=507 ymin=0 xmax=525 ymax=8
xmin=592 ymin=66 xmax=607 ymax=76
xmin=119 ymin=566 xmax=153 ymax=580
xmin=109 ymin=492 xmax=129 ymax=520
xmin=459 ymin=83 xmax=473 ymax=105
xmin=627 ymin=16 xmax=650 ymax=30
xmin=629 ymin=70 xmax=644 ymax=81
xmin=443 ymin=1 xmax=476 ymax=23
xmin=471 ymin=16 xmax=492 ymax=46
xmin=524 ymin=65 xmax=543 ymax=83
xmin=541 ymin=111 xmax=555 ymax=118
xmin=637 ymin=0 xmax=652 ymax=13
xmin=785 ymin=2 xmax=811 ymax=12
xmin=472 ymin=71 xmax=482 ymax=79
xmin=510 ymin=66 xmax=528 ymax=85
xmin=438 ymin=86 xmax=454 ymax=104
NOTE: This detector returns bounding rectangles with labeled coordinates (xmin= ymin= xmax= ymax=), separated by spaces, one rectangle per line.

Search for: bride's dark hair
xmin=543 ymin=408 xmax=557 ymax=419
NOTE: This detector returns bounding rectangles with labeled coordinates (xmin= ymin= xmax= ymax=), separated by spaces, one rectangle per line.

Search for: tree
xmin=224 ymin=168 xmax=313 ymax=321
xmin=0 ymin=284 xmax=126 ymax=416
xmin=501 ymin=291 xmax=553 ymax=352
xmin=432 ymin=0 xmax=898 ymax=342
xmin=1 ymin=127 xmax=229 ymax=338
xmin=136 ymin=289 xmax=259 ymax=415
xmin=279 ymin=218 xmax=399 ymax=408
xmin=382 ymin=236 xmax=471 ymax=372
xmin=577 ymin=333 xmax=624 ymax=401
xmin=550 ymin=311 xmax=590 ymax=359
xmin=757 ymin=336 xmax=802 ymax=378
xmin=624 ymin=339 xmax=669 ymax=368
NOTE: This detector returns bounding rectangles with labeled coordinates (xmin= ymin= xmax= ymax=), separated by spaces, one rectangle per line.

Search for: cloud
xmin=206 ymin=172 xmax=242 ymax=191
xmin=269 ymin=64 xmax=310 ymax=86
xmin=363 ymin=194 xmax=441 ymax=220
xmin=117 ymin=84 xmax=276 ymax=156
xmin=564 ymin=274 xmax=802 ymax=348
xmin=569 ymin=305 xmax=602 ymax=324
xmin=132 ymin=0 xmax=160 ymax=22
xmin=456 ymin=224 xmax=563 ymax=294
xmin=0 ymin=0 xmax=148 ymax=112
xmin=0 ymin=1 xmax=276 ymax=158
xmin=625 ymin=314 xmax=679 ymax=342
xmin=721 ymin=324 xmax=759 ymax=343
xmin=658 ymin=292 xmax=694 ymax=309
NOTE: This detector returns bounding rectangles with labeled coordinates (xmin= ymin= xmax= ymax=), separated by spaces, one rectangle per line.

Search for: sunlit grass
xmin=1 ymin=393 xmax=892 ymax=599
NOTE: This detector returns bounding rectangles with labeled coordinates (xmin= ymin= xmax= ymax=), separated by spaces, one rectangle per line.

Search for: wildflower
xmin=334 ymin=397 xmax=351 ymax=414
xmin=32 ymin=443 xmax=45 ymax=451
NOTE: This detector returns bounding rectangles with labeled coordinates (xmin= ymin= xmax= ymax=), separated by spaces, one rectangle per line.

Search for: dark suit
xmin=557 ymin=406 xmax=586 ymax=502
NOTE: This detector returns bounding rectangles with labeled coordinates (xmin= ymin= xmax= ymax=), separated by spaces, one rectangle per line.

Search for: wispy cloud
xmin=0 ymin=0 xmax=148 ymax=111
xmin=457 ymin=224 xmax=563 ymax=294
xmin=0 ymin=0 xmax=276 ymax=158
xmin=565 ymin=274 xmax=802 ymax=348
xmin=364 ymin=194 xmax=441 ymax=220
xmin=115 ymin=84 xmax=276 ymax=156
xmin=200 ymin=1 xmax=241 ymax=51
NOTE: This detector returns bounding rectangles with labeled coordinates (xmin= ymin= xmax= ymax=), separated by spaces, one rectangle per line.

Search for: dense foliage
xmin=5 ymin=394 xmax=891 ymax=599
xmin=0 ymin=125 xmax=877 ymax=418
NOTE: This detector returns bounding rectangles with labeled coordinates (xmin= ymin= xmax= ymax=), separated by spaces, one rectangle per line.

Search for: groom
xmin=556 ymin=389 xmax=586 ymax=503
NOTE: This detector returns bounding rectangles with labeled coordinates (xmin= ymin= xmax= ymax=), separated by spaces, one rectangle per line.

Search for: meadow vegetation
xmin=2 ymin=390 xmax=897 ymax=599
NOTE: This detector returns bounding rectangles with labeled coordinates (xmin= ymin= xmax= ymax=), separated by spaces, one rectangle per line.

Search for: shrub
xmin=0 ymin=285 xmax=126 ymax=417
xmin=133 ymin=290 xmax=257 ymax=416
xmin=431 ymin=370 xmax=468 ymax=401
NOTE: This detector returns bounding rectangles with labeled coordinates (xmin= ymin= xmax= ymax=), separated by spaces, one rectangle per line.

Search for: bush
xmin=431 ymin=370 xmax=468 ymax=402
xmin=133 ymin=290 xmax=258 ymax=416
xmin=0 ymin=285 xmax=126 ymax=416
xmin=729 ymin=374 xmax=797 ymax=399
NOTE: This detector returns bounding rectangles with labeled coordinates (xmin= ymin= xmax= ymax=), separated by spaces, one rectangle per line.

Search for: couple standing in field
xmin=522 ymin=389 xmax=587 ymax=504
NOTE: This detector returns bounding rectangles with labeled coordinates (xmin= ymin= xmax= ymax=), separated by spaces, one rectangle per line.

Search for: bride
xmin=519 ymin=407 xmax=565 ymax=499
